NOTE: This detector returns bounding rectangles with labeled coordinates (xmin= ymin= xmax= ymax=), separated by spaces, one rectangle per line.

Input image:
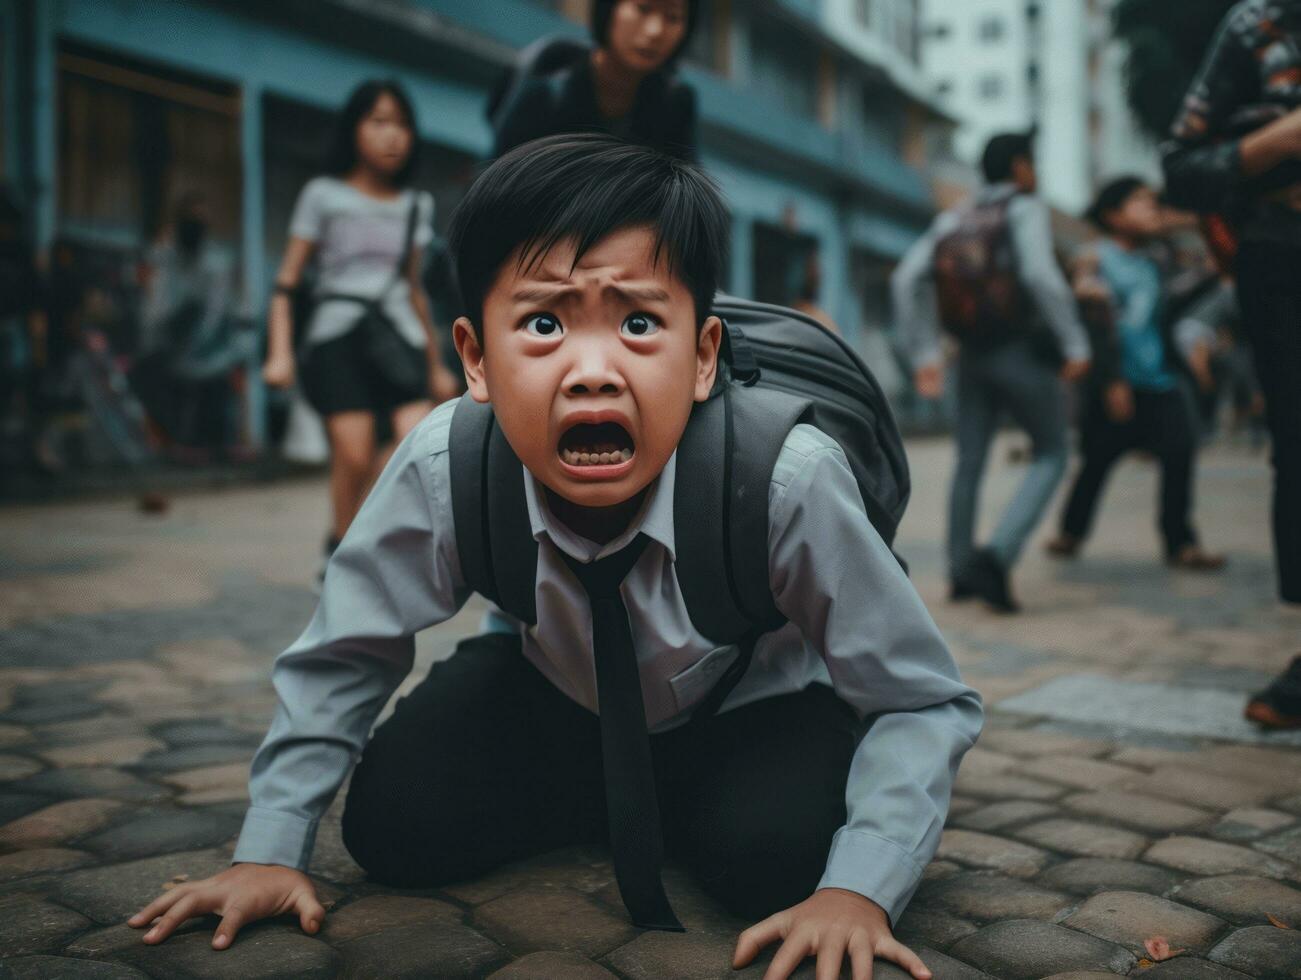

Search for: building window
xmin=978 ymin=16 xmax=1004 ymax=42
xmin=977 ymin=73 xmax=1004 ymax=101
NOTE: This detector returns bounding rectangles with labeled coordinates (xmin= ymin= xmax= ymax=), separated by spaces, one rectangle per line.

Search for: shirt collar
xmin=522 ymin=452 xmax=678 ymax=564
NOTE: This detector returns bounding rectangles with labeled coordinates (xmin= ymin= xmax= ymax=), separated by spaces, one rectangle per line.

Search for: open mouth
xmin=558 ymin=421 xmax=635 ymax=467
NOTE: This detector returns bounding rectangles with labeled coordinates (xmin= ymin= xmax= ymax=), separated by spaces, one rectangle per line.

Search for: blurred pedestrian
xmin=1163 ymin=0 xmax=1301 ymax=728
xmin=489 ymin=0 xmax=697 ymax=160
xmin=892 ymin=133 xmax=1091 ymax=613
xmin=262 ymin=79 xmax=460 ymax=584
xmin=134 ymin=191 xmax=246 ymax=458
xmin=0 ymin=184 xmax=45 ymax=470
xmin=1046 ymin=178 xmax=1224 ymax=570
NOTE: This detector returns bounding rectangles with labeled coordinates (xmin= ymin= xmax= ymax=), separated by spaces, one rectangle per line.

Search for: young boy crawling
xmin=130 ymin=134 xmax=982 ymax=979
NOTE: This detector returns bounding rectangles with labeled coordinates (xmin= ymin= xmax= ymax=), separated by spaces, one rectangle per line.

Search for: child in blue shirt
xmin=129 ymin=135 xmax=980 ymax=980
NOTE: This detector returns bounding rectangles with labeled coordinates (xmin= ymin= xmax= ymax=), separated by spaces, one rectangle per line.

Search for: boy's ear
xmin=453 ymin=317 xmax=490 ymax=404
xmin=694 ymin=315 xmax=723 ymax=402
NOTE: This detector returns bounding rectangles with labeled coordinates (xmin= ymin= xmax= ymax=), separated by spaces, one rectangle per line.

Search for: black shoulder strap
xmin=448 ymin=397 xmax=539 ymax=624
xmin=673 ymin=384 xmax=809 ymax=646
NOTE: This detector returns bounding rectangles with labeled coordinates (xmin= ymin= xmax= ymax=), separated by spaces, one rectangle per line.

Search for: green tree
xmin=1112 ymin=0 xmax=1237 ymax=139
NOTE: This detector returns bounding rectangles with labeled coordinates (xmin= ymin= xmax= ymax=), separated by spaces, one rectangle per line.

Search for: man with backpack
xmin=129 ymin=135 xmax=978 ymax=980
xmin=892 ymin=132 xmax=1091 ymax=612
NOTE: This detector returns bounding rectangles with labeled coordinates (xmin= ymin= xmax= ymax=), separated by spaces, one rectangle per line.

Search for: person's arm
xmin=265 ymin=180 xmax=325 ymax=388
xmin=131 ymin=403 xmax=472 ymax=948
xmin=1161 ymin=11 xmax=1289 ymax=209
xmin=733 ymin=425 xmax=982 ymax=980
xmin=891 ymin=218 xmax=947 ymax=398
xmin=1008 ymin=197 xmax=1091 ymax=371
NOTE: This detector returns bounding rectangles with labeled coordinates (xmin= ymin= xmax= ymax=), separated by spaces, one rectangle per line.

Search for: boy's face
xmin=455 ymin=225 xmax=722 ymax=510
xmin=1107 ymin=186 xmax=1163 ymax=240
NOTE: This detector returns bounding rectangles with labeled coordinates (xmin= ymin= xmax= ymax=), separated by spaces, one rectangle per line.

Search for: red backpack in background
xmin=933 ymin=195 xmax=1026 ymax=347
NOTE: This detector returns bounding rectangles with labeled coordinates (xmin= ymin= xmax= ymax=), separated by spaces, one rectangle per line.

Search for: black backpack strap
xmin=448 ymin=397 xmax=539 ymax=624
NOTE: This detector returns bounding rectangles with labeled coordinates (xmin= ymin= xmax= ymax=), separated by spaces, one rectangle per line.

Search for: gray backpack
xmin=449 ymin=293 xmax=909 ymax=717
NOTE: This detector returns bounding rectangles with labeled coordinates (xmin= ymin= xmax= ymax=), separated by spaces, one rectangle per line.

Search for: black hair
xmin=590 ymin=0 xmax=698 ymax=68
xmin=325 ymin=79 xmax=420 ymax=187
xmin=1085 ymin=176 xmax=1149 ymax=232
xmin=449 ymin=133 xmax=729 ymax=330
xmin=981 ymin=131 xmax=1035 ymax=184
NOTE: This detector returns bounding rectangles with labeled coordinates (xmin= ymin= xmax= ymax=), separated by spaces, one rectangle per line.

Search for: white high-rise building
xmin=919 ymin=0 xmax=1160 ymax=214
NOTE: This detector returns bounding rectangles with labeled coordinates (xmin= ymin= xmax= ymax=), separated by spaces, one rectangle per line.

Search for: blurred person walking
xmin=0 ymin=185 xmax=46 ymax=472
xmin=261 ymin=80 xmax=460 ymax=583
xmin=1164 ymin=0 xmax=1301 ymax=728
xmin=489 ymin=0 xmax=697 ymax=160
xmin=1046 ymin=178 xmax=1225 ymax=570
xmin=892 ymin=133 xmax=1091 ymax=613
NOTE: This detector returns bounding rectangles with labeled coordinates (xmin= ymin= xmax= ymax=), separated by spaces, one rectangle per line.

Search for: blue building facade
xmin=1 ymin=0 xmax=943 ymax=443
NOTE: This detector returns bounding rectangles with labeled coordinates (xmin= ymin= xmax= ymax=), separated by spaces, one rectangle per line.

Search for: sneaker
xmin=973 ymin=548 xmax=1021 ymax=614
xmin=1045 ymin=534 xmax=1080 ymax=559
xmin=1168 ymin=544 xmax=1227 ymax=572
xmin=950 ymin=567 xmax=979 ymax=602
xmin=1245 ymin=655 xmax=1301 ymax=730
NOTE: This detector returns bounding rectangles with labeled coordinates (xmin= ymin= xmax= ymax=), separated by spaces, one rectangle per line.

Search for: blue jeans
xmin=948 ymin=340 xmax=1069 ymax=577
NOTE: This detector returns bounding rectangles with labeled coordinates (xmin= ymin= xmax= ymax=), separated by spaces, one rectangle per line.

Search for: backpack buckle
xmin=720 ymin=318 xmax=761 ymax=387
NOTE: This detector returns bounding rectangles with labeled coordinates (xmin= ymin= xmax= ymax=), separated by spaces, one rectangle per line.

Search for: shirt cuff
xmin=231 ymin=806 xmax=318 ymax=871
xmin=817 ymin=828 xmax=926 ymax=927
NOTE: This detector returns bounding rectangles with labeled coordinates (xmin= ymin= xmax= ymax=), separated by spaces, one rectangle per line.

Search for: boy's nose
xmin=564 ymin=347 xmax=625 ymax=396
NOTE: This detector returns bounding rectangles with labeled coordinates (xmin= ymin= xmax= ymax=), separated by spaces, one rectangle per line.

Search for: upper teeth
xmin=563 ymin=448 xmax=633 ymax=465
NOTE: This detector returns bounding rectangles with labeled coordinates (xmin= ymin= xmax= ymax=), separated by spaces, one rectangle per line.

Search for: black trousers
xmin=1060 ymin=386 xmax=1199 ymax=558
xmin=1237 ymin=242 xmax=1301 ymax=604
xmin=341 ymin=633 xmax=861 ymax=920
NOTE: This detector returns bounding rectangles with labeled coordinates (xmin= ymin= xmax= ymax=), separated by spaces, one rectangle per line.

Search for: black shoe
xmin=950 ymin=572 xmax=978 ymax=602
xmin=1245 ymin=655 xmax=1301 ymax=730
xmin=973 ymin=548 xmax=1020 ymax=614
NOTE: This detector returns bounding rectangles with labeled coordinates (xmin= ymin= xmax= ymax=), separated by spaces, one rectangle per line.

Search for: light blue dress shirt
xmin=233 ymin=398 xmax=983 ymax=924
xmin=1095 ymin=240 xmax=1177 ymax=392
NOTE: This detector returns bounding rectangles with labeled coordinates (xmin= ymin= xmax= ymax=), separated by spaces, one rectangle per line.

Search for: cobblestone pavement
xmin=2 ymin=436 xmax=1300 ymax=979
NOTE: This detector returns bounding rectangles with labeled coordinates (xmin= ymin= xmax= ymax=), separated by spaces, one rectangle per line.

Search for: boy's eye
xmin=524 ymin=314 xmax=563 ymax=337
xmin=621 ymin=313 xmax=661 ymax=338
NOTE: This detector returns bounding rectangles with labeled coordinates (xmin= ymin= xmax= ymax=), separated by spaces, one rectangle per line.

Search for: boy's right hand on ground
xmin=128 ymin=863 xmax=324 ymax=950
xmin=262 ymin=354 xmax=296 ymax=389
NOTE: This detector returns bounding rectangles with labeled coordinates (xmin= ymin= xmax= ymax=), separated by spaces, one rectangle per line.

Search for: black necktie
xmin=560 ymin=534 xmax=683 ymax=932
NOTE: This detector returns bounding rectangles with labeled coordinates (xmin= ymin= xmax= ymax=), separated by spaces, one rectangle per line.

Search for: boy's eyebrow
xmin=511 ymin=283 xmax=673 ymax=305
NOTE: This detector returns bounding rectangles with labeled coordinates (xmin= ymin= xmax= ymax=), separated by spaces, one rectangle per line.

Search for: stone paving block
xmin=1060 ymin=889 xmax=1227 ymax=955
xmin=1016 ymin=755 xmax=1140 ymax=791
xmin=9 ymin=766 xmax=169 ymax=804
xmin=129 ymin=743 xmax=252 ymax=774
xmin=151 ymin=719 xmax=261 ymax=748
xmin=975 ymin=728 xmax=1112 ymax=759
xmin=1214 ymin=808 xmax=1296 ymax=842
xmin=1038 ymin=973 xmax=1120 ymax=980
xmin=1121 ymin=767 xmax=1277 ymax=809
xmin=1061 ymin=789 xmax=1212 ymax=833
xmin=935 ymin=829 xmax=1051 ymax=877
xmin=52 ymin=848 xmax=230 ymax=923
xmin=893 ymin=907 xmax=979 ymax=950
xmin=0 ymin=956 xmax=148 ymax=979
xmin=64 ymin=923 xmax=174 ymax=959
xmin=0 ymin=722 xmax=32 ymax=747
xmin=306 ymin=816 xmax=366 ymax=886
xmin=440 ymin=845 xmax=615 ymax=905
xmin=0 ymin=793 xmax=54 ymax=826
xmin=907 ymin=948 xmax=992 ymax=979
xmin=1136 ymin=958 xmax=1253 ymax=979
xmin=953 ymin=770 xmax=1071 ymax=802
xmin=0 ymin=753 xmax=43 ymax=781
xmin=0 ymin=894 xmax=91 ymax=956
xmin=604 ymin=930 xmax=755 ymax=980
xmin=1012 ymin=817 xmax=1148 ymax=860
xmin=162 ymin=762 xmax=249 ymax=805
xmin=1278 ymin=793 xmax=1301 ymax=817
xmin=33 ymin=716 xmax=148 ymax=747
xmin=1173 ymin=875 xmax=1301 ymax=926
xmin=955 ymin=747 xmax=1019 ymax=779
xmin=951 ymin=801 xmax=1057 ymax=833
xmin=474 ymin=886 xmax=637 ymax=958
xmin=1037 ymin=857 xmax=1184 ymax=896
xmin=320 ymin=895 xmax=460 ymax=944
xmin=337 ymin=922 xmax=506 ymax=979
xmin=1146 ymin=835 xmax=1297 ymax=879
xmin=1202 ymin=745 xmax=1301 ymax=787
xmin=1255 ymin=825 xmax=1301 ymax=865
xmin=915 ymin=873 xmax=1074 ymax=922
xmin=114 ymin=923 xmax=342 ymax=980
xmin=0 ymin=700 xmax=103 ymax=725
xmin=487 ymin=950 xmax=617 ymax=979
xmin=0 ymin=847 xmax=89 ymax=881
xmin=1208 ymin=924 xmax=1301 ymax=978
xmin=949 ymin=919 xmax=1135 ymax=980
xmin=79 ymin=806 xmax=240 ymax=860
xmin=946 ymin=796 xmax=983 ymax=816
xmin=591 ymin=867 xmax=747 ymax=937
xmin=0 ymin=798 xmax=125 ymax=849
xmin=36 ymin=737 xmax=166 ymax=769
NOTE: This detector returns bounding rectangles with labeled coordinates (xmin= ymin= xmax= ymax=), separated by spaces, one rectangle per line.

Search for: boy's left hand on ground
xmin=732 ymin=888 xmax=932 ymax=980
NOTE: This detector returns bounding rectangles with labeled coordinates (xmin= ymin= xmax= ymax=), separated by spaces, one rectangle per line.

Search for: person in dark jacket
xmin=1162 ymin=0 xmax=1301 ymax=728
xmin=491 ymin=0 xmax=698 ymax=161
xmin=1046 ymin=178 xmax=1224 ymax=571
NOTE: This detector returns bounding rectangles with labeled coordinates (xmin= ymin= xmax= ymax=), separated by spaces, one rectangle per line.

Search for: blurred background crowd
xmin=0 ymin=0 xmax=1268 ymax=486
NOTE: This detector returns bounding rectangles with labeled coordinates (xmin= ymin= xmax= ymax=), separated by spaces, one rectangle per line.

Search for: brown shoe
xmin=1168 ymin=545 xmax=1226 ymax=572
xmin=1245 ymin=656 xmax=1301 ymax=730
xmin=1045 ymin=534 xmax=1080 ymax=559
